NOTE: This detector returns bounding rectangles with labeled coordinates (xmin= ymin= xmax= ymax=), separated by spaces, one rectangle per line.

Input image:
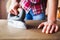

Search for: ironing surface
xmin=0 ymin=20 xmax=60 ymax=40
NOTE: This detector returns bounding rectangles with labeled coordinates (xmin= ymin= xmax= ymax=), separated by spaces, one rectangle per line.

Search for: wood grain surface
xmin=0 ymin=20 xmax=60 ymax=40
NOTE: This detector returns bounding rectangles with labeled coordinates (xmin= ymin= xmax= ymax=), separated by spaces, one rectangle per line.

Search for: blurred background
xmin=0 ymin=0 xmax=60 ymax=19
xmin=0 ymin=0 xmax=7 ymax=19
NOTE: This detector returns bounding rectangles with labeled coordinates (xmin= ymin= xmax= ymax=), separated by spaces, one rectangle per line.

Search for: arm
xmin=47 ymin=0 xmax=58 ymax=23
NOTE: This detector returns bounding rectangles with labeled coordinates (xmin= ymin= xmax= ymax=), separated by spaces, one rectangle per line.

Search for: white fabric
xmin=8 ymin=20 xmax=26 ymax=29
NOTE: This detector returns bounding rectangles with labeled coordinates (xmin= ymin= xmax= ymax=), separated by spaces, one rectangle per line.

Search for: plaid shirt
xmin=20 ymin=0 xmax=45 ymax=15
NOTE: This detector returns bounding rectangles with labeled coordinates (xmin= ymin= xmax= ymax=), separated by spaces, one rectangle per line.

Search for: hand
xmin=38 ymin=21 xmax=58 ymax=34
xmin=9 ymin=1 xmax=19 ymax=15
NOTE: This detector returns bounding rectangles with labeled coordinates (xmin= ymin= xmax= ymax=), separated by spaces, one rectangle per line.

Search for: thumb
xmin=38 ymin=23 xmax=44 ymax=29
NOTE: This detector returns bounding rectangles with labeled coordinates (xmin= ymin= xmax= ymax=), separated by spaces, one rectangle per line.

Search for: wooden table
xmin=0 ymin=19 xmax=60 ymax=40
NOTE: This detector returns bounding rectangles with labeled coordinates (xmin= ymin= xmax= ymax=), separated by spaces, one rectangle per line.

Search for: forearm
xmin=47 ymin=0 xmax=58 ymax=23
xmin=11 ymin=0 xmax=20 ymax=3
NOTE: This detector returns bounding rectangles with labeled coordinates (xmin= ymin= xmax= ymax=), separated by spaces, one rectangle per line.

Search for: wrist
xmin=47 ymin=19 xmax=57 ymax=23
xmin=47 ymin=15 xmax=57 ymax=23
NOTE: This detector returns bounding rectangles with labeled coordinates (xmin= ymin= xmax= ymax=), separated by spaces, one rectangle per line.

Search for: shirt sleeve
xmin=20 ymin=0 xmax=31 ymax=14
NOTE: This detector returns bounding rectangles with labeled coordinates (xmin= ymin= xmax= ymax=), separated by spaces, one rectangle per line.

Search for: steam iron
xmin=8 ymin=8 xmax=26 ymax=29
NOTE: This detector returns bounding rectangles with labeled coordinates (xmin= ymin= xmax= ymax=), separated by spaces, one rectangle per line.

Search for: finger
xmin=13 ymin=9 xmax=18 ymax=15
xmin=10 ymin=9 xmax=15 ymax=15
xmin=42 ymin=25 xmax=47 ymax=33
xmin=50 ymin=25 xmax=55 ymax=34
xmin=46 ymin=24 xmax=51 ymax=34
xmin=55 ymin=25 xmax=58 ymax=32
xmin=38 ymin=23 xmax=44 ymax=29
